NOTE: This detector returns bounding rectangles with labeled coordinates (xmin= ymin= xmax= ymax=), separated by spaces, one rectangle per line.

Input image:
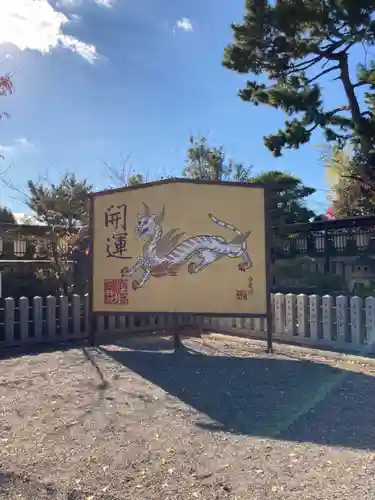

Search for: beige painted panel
xmin=91 ymin=181 xmax=267 ymax=315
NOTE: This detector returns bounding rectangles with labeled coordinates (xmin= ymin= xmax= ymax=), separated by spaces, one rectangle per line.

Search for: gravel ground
xmin=1 ymin=333 xmax=375 ymax=499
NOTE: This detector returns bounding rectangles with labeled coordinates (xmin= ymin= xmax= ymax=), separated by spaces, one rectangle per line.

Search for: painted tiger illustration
xmin=120 ymin=202 xmax=252 ymax=290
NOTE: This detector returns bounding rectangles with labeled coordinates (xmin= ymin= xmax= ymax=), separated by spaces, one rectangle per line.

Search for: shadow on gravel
xmin=101 ymin=342 xmax=375 ymax=451
xmin=0 ymin=332 xmax=175 ymax=362
xmin=0 ymin=469 xmax=118 ymax=500
xmin=0 ymin=340 xmax=87 ymax=361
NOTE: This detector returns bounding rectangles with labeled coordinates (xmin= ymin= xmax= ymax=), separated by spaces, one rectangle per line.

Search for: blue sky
xmin=0 ymin=0 xmax=350 ymax=217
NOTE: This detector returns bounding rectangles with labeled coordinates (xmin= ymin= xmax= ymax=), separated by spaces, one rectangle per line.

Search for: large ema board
xmin=89 ymin=179 xmax=271 ymax=338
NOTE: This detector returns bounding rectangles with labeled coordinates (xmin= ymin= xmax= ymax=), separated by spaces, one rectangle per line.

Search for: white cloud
xmin=173 ymin=17 xmax=193 ymax=33
xmin=56 ymin=0 xmax=83 ymax=7
xmin=0 ymin=145 xmax=13 ymax=154
xmin=57 ymin=0 xmax=115 ymax=8
xmin=15 ymin=137 xmax=33 ymax=147
xmin=0 ymin=0 xmax=98 ymax=64
xmin=94 ymin=0 xmax=115 ymax=7
xmin=0 ymin=137 xmax=34 ymax=154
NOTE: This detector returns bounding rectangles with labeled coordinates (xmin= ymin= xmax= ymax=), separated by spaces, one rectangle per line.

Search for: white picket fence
xmin=0 ymin=294 xmax=202 ymax=348
xmin=1 ymin=293 xmax=375 ymax=353
xmin=204 ymin=293 xmax=375 ymax=353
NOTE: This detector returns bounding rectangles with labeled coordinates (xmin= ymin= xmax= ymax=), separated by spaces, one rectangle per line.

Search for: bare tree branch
xmin=99 ymin=152 xmax=172 ymax=188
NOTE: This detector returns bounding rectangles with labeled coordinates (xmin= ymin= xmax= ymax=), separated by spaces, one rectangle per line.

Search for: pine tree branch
xmin=316 ymin=41 xmax=344 ymax=60
xmin=353 ymin=81 xmax=370 ymax=89
xmin=307 ymin=65 xmax=340 ymax=84
xmin=285 ymin=56 xmax=322 ymax=74
xmin=329 ymin=105 xmax=350 ymax=114
xmin=307 ymin=124 xmax=319 ymax=133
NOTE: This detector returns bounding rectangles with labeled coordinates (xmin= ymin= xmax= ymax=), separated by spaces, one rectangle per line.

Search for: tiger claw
xmin=188 ymin=262 xmax=196 ymax=274
xmin=121 ymin=266 xmax=130 ymax=277
xmin=132 ymin=280 xmax=140 ymax=290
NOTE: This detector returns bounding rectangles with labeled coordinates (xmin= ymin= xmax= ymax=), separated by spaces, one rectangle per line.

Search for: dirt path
xmin=1 ymin=334 xmax=375 ymax=499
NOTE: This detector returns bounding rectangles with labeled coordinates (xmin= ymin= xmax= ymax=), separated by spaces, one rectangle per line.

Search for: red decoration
xmin=104 ymin=279 xmax=129 ymax=305
xmin=236 ymin=289 xmax=249 ymax=300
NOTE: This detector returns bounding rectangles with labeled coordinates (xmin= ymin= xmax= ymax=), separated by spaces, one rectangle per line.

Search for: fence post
xmin=204 ymin=316 xmax=212 ymax=331
xmin=253 ymin=318 xmax=262 ymax=332
xmin=125 ymin=315 xmax=133 ymax=330
xmin=232 ymin=316 xmax=239 ymax=330
xmin=336 ymin=295 xmax=349 ymax=343
xmin=119 ymin=314 xmax=127 ymax=331
xmin=33 ymin=296 xmax=43 ymax=339
xmin=157 ymin=315 xmax=165 ymax=330
xmin=350 ymin=296 xmax=363 ymax=348
xmin=83 ymin=293 xmax=89 ymax=335
xmin=19 ymin=296 xmax=29 ymax=341
xmin=72 ymin=294 xmax=81 ymax=336
xmin=271 ymin=293 xmax=275 ymax=334
xmin=274 ymin=293 xmax=285 ymax=335
xmin=309 ymin=295 xmax=321 ymax=341
xmin=97 ymin=316 xmax=105 ymax=334
xmin=297 ymin=294 xmax=309 ymax=337
xmin=365 ymin=296 xmax=375 ymax=348
xmin=261 ymin=317 xmax=267 ymax=334
xmin=108 ymin=314 xmax=116 ymax=333
xmin=4 ymin=297 xmax=15 ymax=343
xmin=60 ymin=295 xmax=69 ymax=337
xmin=46 ymin=295 xmax=56 ymax=339
xmin=322 ymin=295 xmax=334 ymax=340
xmin=285 ymin=293 xmax=296 ymax=337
